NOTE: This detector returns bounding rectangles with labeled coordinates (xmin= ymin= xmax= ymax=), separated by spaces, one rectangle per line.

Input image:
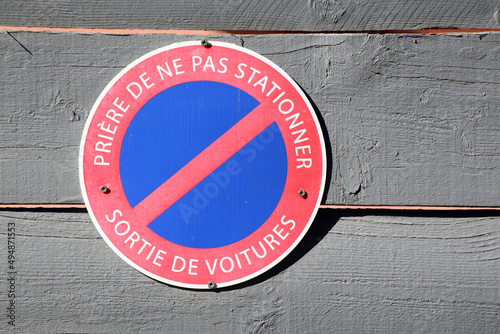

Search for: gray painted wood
xmin=1 ymin=209 xmax=499 ymax=332
xmin=1 ymin=32 xmax=500 ymax=206
xmin=1 ymin=0 xmax=500 ymax=31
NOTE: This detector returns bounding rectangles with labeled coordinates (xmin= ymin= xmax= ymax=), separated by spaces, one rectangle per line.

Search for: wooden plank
xmin=1 ymin=210 xmax=499 ymax=332
xmin=1 ymin=32 xmax=499 ymax=206
xmin=1 ymin=0 xmax=499 ymax=31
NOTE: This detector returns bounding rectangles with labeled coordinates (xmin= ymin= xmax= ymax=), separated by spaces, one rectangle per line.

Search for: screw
xmin=298 ymin=189 xmax=307 ymax=197
xmin=208 ymin=281 xmax=217 ymax=289
xmin=99 ymin=185 xmax=109 ymax=193
xmin=201 ymin=39 xmax=211 ymax=48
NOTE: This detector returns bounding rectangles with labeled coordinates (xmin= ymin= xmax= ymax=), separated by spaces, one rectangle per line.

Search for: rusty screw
xmin=201 ymin=39 xmax=211 ymax=48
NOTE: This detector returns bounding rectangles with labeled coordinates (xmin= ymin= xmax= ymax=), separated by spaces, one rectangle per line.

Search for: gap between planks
xmin=1 ymin=26 xmax=500 ymax=35
xmin=0 ymin=204 xmax=499 ymax=211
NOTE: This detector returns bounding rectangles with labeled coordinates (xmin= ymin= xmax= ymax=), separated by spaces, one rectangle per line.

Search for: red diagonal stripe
xmin=130 ymin=102 xmax=275 ymax=226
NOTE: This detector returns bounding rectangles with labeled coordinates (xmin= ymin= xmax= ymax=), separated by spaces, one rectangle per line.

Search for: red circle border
xmin=80 ymin=41 xmax=327 ymax=289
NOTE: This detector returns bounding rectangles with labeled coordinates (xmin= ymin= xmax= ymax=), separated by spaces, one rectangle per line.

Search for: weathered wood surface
xmin=1 ymin=32 xmax=499 ymax=206
xmin=0 ymin=209 xmax=499 ymax=333
xmin=1 ymin=0 xmax=500 ymax=31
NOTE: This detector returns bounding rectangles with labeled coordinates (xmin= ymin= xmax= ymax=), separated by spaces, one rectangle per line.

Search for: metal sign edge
xmin=78 ymin=40 xmax=327 ymax=289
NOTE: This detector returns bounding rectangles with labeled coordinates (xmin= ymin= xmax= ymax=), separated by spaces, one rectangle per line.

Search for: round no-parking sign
xmin=80 ymin=41 xmax=326 ymax=289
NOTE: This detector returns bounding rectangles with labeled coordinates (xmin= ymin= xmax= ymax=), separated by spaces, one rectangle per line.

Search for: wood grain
xmin=1 ymin=210 xmax=498 ymax=332
xmin=0 ymin=32 xmax=499 ymax=206
xmin=1 ymin=0 xmax=499 ymax=31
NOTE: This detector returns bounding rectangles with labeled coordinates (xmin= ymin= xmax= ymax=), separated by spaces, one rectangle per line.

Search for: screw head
xmin=201 ymin=39 xmax=211 ymax=48
xmin=99 ymin=185 xmax=109 ymax=193
xmin=208 ymin=281 xmax=217 ymax=289
xmin=298 ymin=189 xmax=307 ymax=197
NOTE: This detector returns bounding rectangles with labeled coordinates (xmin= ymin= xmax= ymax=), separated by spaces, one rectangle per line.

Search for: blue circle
xmin=120 ymin=81 xmax=287 ymax=248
